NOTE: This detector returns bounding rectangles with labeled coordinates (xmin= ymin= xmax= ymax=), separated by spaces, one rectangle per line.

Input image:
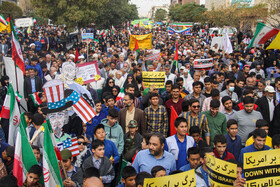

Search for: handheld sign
xmin=143 ymin=169 xmax=196 ymax=187
xmin=206 ymin=154 xmax=237 ymax=187
xmin=142 ymin=71 xmax=165 ymax=89
xmin=82 ymin=33 xmax=94 ymax=43
xmin=193 ymin=58 xmax=213 ymax=71
xmin=76 ymin=61 xmax=100 ymax=84
xmin=244 ymin=149 xmax=280 ymax=186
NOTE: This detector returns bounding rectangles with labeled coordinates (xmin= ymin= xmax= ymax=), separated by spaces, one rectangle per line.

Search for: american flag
xmin=57 ymin=137 xmax=80 ymax=157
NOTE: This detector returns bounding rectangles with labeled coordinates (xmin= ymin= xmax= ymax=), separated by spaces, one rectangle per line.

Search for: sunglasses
xmin=192 ymin=105 xmax=200 ymax=108
xmin=109 ymin=81 xmax=114 ymax=84
xmin=78 ymin=142 xmax=87 ymax=145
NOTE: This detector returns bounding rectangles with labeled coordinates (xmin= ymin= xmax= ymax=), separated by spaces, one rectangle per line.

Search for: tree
xmin=265 ymin=0 xmax=280 ymax=28
xmin=31 ymin=0 xmax=107 ymax=31
xmin=94 ymin=0 xmax=138 ymax=29
xmin=0 ymin=1 xmax=23 ymax=19
xmin=169 ymin=3 xmax=207 ymax=22
xmin=204 ymin=4 xmax=267 ymax=29
xmin=154 ymin=8 xmax=167 ymax=22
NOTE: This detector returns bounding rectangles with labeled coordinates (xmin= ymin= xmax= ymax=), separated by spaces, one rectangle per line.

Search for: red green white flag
xmin=0 ymin=14 xmax=8 ymax=26
xmin=174 ymin=42 xmax=179 ymax=71
xmin=11 ymin=20 xmax=25 ymax=74
xmin=116 ymin=88 xmax=125 ymax=101
xmin=42 ymin=122 xmax=63 ymax=187
xmin=248 ymin=22 xmax=279 ymax=48
xmin=13 ymin=113 xmax=39 ymax=186
xmin=30 ymin=92 xmax=42 ymax=107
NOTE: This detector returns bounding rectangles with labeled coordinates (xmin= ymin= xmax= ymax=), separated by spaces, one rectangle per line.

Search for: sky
xmin=129 ymin=0 xmax=170 ymax=18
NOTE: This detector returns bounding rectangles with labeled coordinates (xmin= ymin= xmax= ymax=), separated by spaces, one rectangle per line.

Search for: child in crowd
xmin=213 ymin=134 xmax=235 ymax=160
xmin=117 ymin=166 xmax=137 ymax=187
xmin=151 ymin=166 xmax=167 ymax=178
xmin=2 ymin=146 xmax=14 ymax=175
xmin=22 ymin=164 xmax=43 ymax=187
xmin=179 ymin=147 xmax=201 ymax=171
xmin=61 ymin=149 xmax=83 ymax=187
xmin=31 ymin=145 xmax=42 ymax=167
xmin=101 ymin=95 xmax=120 ymax=117
xmin=225 ymin=119 xmax=242 ymax=160
xmin=82 ymin=140 xmax=115 ymax=187
xmin=189 ymin=126 xmax=208 ymax=150
xmin=101 ymin=108 xmax=124 ymax=155
xmin=74 ymin=136 xmax=91 ymax=168
xmin=94 ymin=124 xmax=120 ymax=165
xmin=123 ymin=120 xmax=143 ymax=162
xmin=246 ymin=119 xmax=272 ymax=148
xmin=93 ymin=100 xmax=107 ymax=124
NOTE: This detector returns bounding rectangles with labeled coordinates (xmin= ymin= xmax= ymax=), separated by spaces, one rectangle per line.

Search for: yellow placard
xmin=143 ymin=169 xmax=196 ymax=187
xmin=206 ymin=154 xmax=237 ymax=187
xmin=129 ymin=33 xmax=152 ymax=50
xmin=243 ymin=149 xmax=280 ymax=186
xmin=142 ymin=71 xmax=165 ymax=89
xmin=75 ymin=77 xmax=84 ymax=85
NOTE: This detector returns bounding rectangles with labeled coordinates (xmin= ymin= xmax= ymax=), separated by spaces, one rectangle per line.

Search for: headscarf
xmin=112 ymin=85 xmax=120 ymax=100
xmin=101 ymin=77 xmax=115 ymax=96
xmin=123 ymin=74 xmax=139 ymax=95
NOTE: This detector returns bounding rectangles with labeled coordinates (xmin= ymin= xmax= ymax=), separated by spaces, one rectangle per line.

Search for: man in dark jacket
xmin=24 ymin=68 xmax=43 ymax=113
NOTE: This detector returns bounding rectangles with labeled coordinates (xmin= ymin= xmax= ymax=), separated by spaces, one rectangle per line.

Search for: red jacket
xmin=237 ymin=102 xmax=258 ymax=111
xmin=214 ymin=149 xmax=235 ymax=161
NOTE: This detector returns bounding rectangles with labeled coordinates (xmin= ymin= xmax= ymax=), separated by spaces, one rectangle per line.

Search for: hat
xmin=69 ymin=54 xmax=75 ymax=59
xmin=78 ymin=55 xmax=85 ymax=59
xmin=61 ymin=149 xmax=72 ymax=160
xmin=128 ymin=120 xmax=138 ymax=128
xmin=265 ymin=86 xmax=275 ymax=93
xmin=180 ymin=66 xmax=185 ymax=70
xmin=41 ymin=80 xmax=80 ymax=114
xmin=29 ymin=43 xmax=35 ymax=47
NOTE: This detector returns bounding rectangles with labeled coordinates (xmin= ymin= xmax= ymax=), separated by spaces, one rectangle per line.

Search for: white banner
xmin=15 ymin=17 xmax=33 ymax=28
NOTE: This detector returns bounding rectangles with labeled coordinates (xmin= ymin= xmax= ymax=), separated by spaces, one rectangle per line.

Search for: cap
xmin=69 ymin=54 xmax=75 ymax=58
xmin=180 ymin=66 xmax=185 ymax=70
xmin=78 ymin=55 xmax=85 ymax=59
xmin=61 ymin=149 xmax=72 ymax=160
xmin=265 ymin=86 xmax=275 ymax=93
xmin=29 ymin=43 xmax=35 ymax=47
xmin=128 ymin=120 xmax=138 ymax=128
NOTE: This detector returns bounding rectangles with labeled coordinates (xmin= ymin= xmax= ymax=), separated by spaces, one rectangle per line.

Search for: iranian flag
xmin=102 ymin=29 xmax=108 ymax=39
xmin=11 ymin=20 xmax=25 ymax=75
xmin=13 ymin=113 xmax=39 ymax=186
xmin=248 ymin=22 xmax=279 ymax=48
xmin=112 ymin=25 xmax=117 ymax=34
xmin=3 ymin=84 xmax=21 ymax=145
xmin=42 ymin=122 xmax=63 ymax=187
xmin=170 ymin=106 xmax=178 ymax=136
xmin=0 ymin=14 xmax=8 ymax=26
xmin=15 ymin=91 xmax=22 ymax=102
xmin=33 ymin=18 xmax=37 ymax=24
xmin=116 ymin=88 xmax=125 ymax=101
xmin=135 ymin=37 xmax=140 ymax=61
xmin=174 ymin=42 xmax=179 ymax=72
xmin=30 ymin=92 xmax=42 ymax=107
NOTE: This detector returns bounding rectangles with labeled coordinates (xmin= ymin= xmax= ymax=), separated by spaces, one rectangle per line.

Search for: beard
xmin=149 ymin=148 xmax=162 ymax=156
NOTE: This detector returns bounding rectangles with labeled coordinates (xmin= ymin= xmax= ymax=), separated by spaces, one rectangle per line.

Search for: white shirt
xmin=90 ymin=77 xmax=105 ymax=90
xmin=165 ymin=73 xmax=176 ymax=84
xmin=267 ymin=97 xmax=275 ymax=121
xmin=115 ymin=76 xmax=125 ymax=88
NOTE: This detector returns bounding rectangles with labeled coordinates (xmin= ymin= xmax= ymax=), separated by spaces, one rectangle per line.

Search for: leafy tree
xmin=94 ymin=0 xmax=138 ymax=29
xmin=31 ymin=0 xmax=107 ymax=31
xmin=205 ymin=4 xmax=267 ymax=29
xmin=0 ymin=1 xmax=23 ymax=19
xmin=265 ymin=0 xmax=280 ymax=28
xmin=169 ymin=3 xmax=206 ymax=22
xmin=154 ymin=8 xmax=167 ymax=22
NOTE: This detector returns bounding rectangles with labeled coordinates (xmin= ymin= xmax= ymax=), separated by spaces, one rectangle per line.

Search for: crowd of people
xmin=0 ymin=23 xmax=280 ymax=187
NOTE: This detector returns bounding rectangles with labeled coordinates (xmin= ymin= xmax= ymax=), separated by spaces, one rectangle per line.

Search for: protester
xmin=213 ymin=134 xmax=235 ymax=160
xmin=179 ymin=147 xmax=200 ymax=171
xmin=151 ymin=166 xmax=167 ymax=178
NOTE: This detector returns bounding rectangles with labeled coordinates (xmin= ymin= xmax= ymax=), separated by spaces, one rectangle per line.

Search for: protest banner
xmin=193 ymin=58 xmax=213 ymax=71
xmin=15 ymin=17 xmax=33 ymax=27
xmin=142 ymin=71 xmax=165 ymax=89
xmin=243 ymin=149 xmax=280 ymax=186
xmin=129 ymin=33 xmax=152 ymax=50
xmin=145 ymin=49 xmax=161 ymax=61
xmin=143 ymin=169 xmax=196 ymax=187
xmin=168 ymin=27 xmax=191 ymax=35
xmin=206 ymin=154 xmax=237 ymax=187
xmin=82 ymin=33 xmax=94 ymax=43
xmin=76 ymin=61 xmax=101 ymax=84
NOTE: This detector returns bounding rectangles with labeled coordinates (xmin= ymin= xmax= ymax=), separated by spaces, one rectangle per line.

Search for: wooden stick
xmin=60 ymin=160 xmax=68 ymax=180
xmin=30 ymin=126 xmax=44 ymax=144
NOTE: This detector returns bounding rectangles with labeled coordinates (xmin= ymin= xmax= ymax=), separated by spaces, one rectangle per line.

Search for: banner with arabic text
xmin=206 ymin=154 xmax=237 ymax=187
xmin=143 ymin=169 xmax=195 ymax=187
xmin=142 ymin=71 xmax=165 ymax=89
xmin=244 ymin=149 xmax=280 ymax=186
